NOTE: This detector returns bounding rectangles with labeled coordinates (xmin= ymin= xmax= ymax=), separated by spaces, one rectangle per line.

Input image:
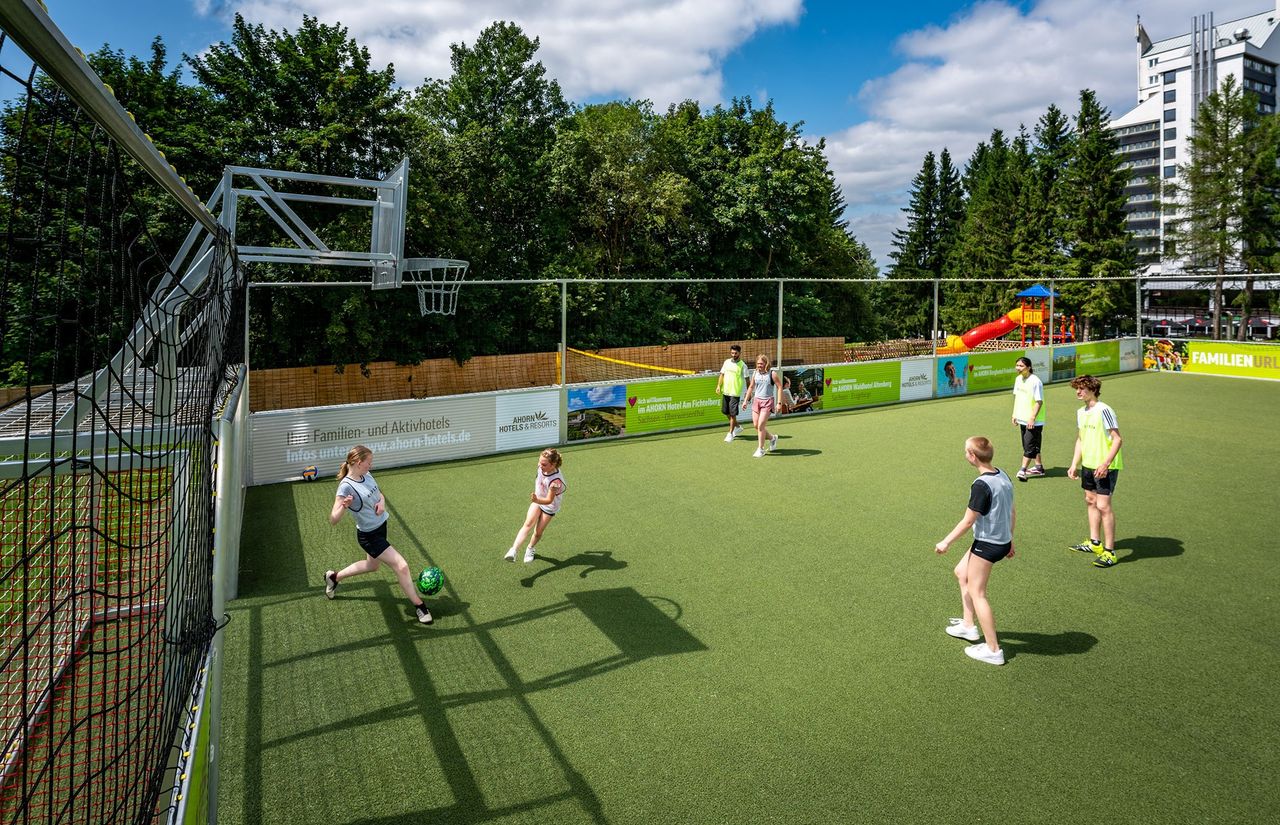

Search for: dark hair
xmin=730 ymin=345 xmax=741 ymax=353
xmin=1016 ymin=357 xmax=1033 ymax=373
xmin=1070 ymin=374 xmax=1102 ymax=396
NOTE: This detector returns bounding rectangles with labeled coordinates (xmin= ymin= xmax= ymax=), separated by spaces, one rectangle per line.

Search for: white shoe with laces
xmin=524 ymin=547 xmax=536 ymax=563
xmin=503 ymin=547 xmax=517 ymax=562
xmin=415 ymin=604 xmax=434 ymax=625
xmin=724 ymin=432 xmax=735 ymax=442
xmin=769 ymin=434 xmax=778 ymax=452
xmin=752 ymin=448 xmax=765 ymax=458
xmin=732 ymin=425 xmax=743 ymax=438
xmin=945 ymin=619 xmax=980 ymax=641
xmin=964 ymin=642 xmax=1005 ymax=665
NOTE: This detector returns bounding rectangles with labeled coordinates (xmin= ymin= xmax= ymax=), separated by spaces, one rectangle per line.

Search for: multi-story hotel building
xmin=1112 ymin=3 xmax=1280 ymax=270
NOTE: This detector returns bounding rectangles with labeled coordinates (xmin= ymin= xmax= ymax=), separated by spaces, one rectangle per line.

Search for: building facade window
xmin=1163 ymin=70 xmax=1177 ymax=83
xmin=1164 ymin=147 xmax=1176 ymax=159
xmin=1164 ymin=89 xmax=1176 ymax=103
xmin=1164 ymin=165 xmax=1177 ymax=178
xmin=1164 ymin=108 xmax=1176 ymax=122
xmin=1164 ymin=127 xmax=1177 ymax=140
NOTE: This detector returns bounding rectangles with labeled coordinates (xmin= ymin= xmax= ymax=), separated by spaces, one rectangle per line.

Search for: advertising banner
xmin=1143 ymin=338 xmax=1280 ymax=380
xmin=966 ymin=350 xmax=1024 ymax=394
xmin=251 ymin=394 xmax=497 ymax=484
xmin=937 ymin=355 xmax=969 ymax=396
xmin=1026 ymin=347 xmax=1051 ymax=378
xmin=1119 ymin=338 xmax=1142 ymax=373
xmin=495 ymin=390 xmax=561 ymax=452
xmin=822 ymin=362 xmax=900 ymax=410
xmin=1050 ymin=346 xmax=1076 ymax=382
xmin=568 ymin=384 xmax=627 ymax=441
xmin=625 ymin=376 xmax=723 ymax=434
xmin=1074 ymin=340 xmax=1120 ymax=376
xmin=899 ymin=358 xmax=933 ymax=401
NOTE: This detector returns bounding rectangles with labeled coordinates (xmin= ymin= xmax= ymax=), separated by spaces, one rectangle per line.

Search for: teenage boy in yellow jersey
xmin=1067 ymin=375 xmax=1124 ymax=567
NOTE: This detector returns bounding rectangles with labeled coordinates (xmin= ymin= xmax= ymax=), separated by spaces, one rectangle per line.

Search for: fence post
xmin=1048 ymin=278 xmax=1056 ymax=375
xmin=1135 ymin=271 xmax=1143 ymax=338
xmin=931 ymin=278 xmax=940 ymax=398
xmin=560 ymin=280 xmax=568 ymax=446
xmin=776 ymin=280 xmax=784 ymax=369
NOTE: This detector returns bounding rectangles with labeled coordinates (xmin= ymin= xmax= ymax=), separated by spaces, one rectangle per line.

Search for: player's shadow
xmin=521 ymin=549 xmax=627 ymax=588
xmin=770 ymin=447 xmax=824 ymax=457
xmin=1032 ymin=467 xmax=1069 ymax=479
xmin=995 ymin=630 xmax=1098 ymax=659
xmin=1113 ymin=535 xmax=1184 ymax=564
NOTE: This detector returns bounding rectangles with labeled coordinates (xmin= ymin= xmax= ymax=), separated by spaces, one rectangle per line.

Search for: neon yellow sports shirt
xmin=720 ymin=358 xmax=747 ymax=397
xmin=1012 ymin=374 xmax=1046 ymax=426
xmin=1077 ymin=401 xmax=1123 ymax=470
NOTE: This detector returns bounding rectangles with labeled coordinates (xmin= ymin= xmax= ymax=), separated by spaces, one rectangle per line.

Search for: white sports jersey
xmin=535 ymin=468 xmax=567 ymax=515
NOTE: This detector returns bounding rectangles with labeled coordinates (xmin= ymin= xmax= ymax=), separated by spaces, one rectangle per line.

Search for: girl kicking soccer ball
xmin=324 ymin=445 xmax=433 ymax=624
xmin=504 ymin=448 xmax=567 ymax=563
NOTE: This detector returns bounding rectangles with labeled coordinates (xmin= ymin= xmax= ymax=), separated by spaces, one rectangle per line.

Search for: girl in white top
xmin=741 ymin=354 xmax=783 ymax=458
xmin=324 ymin=445 xmax=433 ymax=625
xmin=505 ymin=448 xmax=567 ymax=564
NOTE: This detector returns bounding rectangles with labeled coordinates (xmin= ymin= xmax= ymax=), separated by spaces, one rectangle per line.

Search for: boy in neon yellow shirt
xmin=1067 ymin=375 xmax=1124 ymax=568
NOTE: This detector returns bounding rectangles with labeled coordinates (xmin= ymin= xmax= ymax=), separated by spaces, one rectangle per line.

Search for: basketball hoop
xmin=404 ymin=258 xmax=469 ymax=316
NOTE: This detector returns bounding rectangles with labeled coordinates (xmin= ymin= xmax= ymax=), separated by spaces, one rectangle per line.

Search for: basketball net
xmin=404 ymin=258 xmax=469 ymax=316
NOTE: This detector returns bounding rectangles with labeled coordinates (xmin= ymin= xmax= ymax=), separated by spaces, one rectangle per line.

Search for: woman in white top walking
xmin=742 ymin=354 xmax=783 ymax=458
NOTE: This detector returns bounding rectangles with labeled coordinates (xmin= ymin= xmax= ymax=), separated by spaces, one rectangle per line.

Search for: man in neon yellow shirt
xmin=714 ymin=345 xmax=747 ymax=442
xmin=1067 ymin=374 xmax=1124 ymax=568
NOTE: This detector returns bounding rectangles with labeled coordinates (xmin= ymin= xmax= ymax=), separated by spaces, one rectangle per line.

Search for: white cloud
xmin=198 ymin=1 xmax=802 ymax=102
xmin=824 ymin=0 xmax=1267 ymax=269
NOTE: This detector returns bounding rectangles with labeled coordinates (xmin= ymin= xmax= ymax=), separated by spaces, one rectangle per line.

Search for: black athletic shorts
xmin=721 ymin=395 xmax=741 ymax=417
xmin=356 ymin=521 xmax=391 ymax=557
xmin=1020 ymin=424 xmax=1043 ymax=459
xmin=970 ymin=539 xmax=1013 ymax=563
xmin=1081 ymin=468 xmax=1119 ymax=496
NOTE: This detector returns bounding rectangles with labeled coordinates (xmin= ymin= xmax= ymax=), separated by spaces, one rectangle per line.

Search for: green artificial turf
xmin=217 ymin=371 xmax=1280 ymax=824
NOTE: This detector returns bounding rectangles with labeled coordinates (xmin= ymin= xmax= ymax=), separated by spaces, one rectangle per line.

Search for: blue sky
xmin=38 ymin=0 xmax=1271 ymax=267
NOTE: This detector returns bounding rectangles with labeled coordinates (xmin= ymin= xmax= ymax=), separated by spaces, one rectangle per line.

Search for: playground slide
xmin=936 ymin=306 xmax=1026 ymax=355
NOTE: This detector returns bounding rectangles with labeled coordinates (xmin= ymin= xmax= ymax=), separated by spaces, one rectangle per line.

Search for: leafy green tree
xmin=186 ymin=14 xmax=419 ymax=368
xmin=1017 ymin=104 xmax=1073 ymax=282
xmin=1163 ymin=75 xmax=1280 ymax=339
xmin=1059 ymin=89 xmax=1134 ymax=339
xmin=407 ymin=21 xmax=569 ymax=359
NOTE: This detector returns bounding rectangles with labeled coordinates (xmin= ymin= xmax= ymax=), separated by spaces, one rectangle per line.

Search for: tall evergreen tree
xmin=884 ymin=151 xmax=940 ymax=336
xmin=1059 ymin=89 xmax=1134 ymax=339
xmin=1163 ymin=75 xmax=1280 ymax=339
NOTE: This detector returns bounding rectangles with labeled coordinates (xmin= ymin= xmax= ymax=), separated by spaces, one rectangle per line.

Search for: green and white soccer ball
xmin=415 ymin=566 xmax=444 ymax=597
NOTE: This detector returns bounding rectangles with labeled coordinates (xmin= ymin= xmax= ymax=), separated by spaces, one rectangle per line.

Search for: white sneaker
xmin=964 ymin=642 xmax=1005 ymax=665
xmin=752 ymin=448 xmax=765 ymax=458
xmin=732 ymin=425 xmax=743 ymax=438
xmin=503 ymin=548 xmax=517 ymax=562
xmin=324 ymin=570 xmax=338 ymax=600
xmin=769 ymin=434 xmax=778 ymax=452
xmin=945 ymin=619 xmax=980 ymax=641
xmin=415 ymin=604 xmax=434 ymax=625
xmin=724 ymin=432 xmax=735 ymax=442
xmin=523 ymin=547 xmax=536 ymax=563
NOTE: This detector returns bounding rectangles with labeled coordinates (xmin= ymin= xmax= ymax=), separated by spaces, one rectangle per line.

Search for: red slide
xmin=937 ymin=307 xmax=1025 ymax=354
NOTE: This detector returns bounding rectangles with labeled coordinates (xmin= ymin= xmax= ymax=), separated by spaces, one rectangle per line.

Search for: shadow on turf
xmin=1114 ymin=535 xmax=1185 ymax=564
xmin=237 ymin=585 xmax=703 ymax=825
xmin=520 ymin=549 xmax=627 ymax=588
xmin=995 ymin=630 xmax=1098 ymax=659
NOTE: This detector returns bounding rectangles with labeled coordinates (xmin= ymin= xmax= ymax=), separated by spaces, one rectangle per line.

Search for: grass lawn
xmin=217 ymin=371 xmax=1280 ymax=825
